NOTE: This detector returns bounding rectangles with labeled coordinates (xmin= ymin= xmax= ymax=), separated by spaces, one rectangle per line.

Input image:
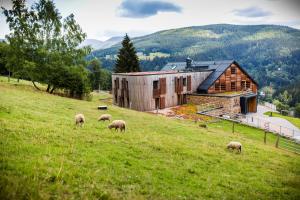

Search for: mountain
xmin=100 ymin=36 xmax=123 ymax=49
xmin=79 ymin=39 xmax=104 ymax=50
xmin=80 ymin=37 xmax=123 ymax=50
xmin=90 ymin=24 xmax=300 ymax=92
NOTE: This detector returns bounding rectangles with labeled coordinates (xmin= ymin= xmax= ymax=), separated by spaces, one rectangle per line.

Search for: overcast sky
xmin=1 ymin=0 xmax=300 ymax=41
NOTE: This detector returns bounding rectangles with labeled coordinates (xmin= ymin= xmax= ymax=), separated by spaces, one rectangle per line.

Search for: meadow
xmin=0 ymin=78 xmax=299 ymax=199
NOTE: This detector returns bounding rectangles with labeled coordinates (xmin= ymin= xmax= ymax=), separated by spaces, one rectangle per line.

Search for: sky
xmin=0 ymin=0 xmax=300 ymax=41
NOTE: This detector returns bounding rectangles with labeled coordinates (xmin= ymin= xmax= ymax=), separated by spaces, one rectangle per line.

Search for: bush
xmin=295 ymin=103 xmax=300 ymax=118
xmin=273 ymin=99 xmax=289 ymax=112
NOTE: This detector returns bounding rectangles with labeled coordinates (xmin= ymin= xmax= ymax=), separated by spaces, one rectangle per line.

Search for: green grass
xmin=1 ymin=78 xmax=300 ymax=199
xmin=264 ymin=111 xmax=300 ymax=129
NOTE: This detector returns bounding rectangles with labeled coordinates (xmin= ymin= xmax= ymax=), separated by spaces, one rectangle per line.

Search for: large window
xmin=231 ymin=82 xmax=236 ymax=90
xmin=183 ymin=78 xmax=187 ymax=86
xmin=153 ymin=80 xmax=159 ymax=90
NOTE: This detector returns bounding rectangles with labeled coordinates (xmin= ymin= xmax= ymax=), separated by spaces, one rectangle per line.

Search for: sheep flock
xmin=75 ymin=113 xmax=243 ymax=152
xmin=75 ymin=113 xmax=126 ymax=133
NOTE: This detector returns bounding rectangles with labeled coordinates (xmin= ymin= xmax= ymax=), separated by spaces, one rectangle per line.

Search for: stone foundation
xmin=187 ymin=94 xmax=241 ymax=116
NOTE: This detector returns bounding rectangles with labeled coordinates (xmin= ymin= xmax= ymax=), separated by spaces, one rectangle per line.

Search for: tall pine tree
xmin=115 ymin=34 xmax=140 ymax=73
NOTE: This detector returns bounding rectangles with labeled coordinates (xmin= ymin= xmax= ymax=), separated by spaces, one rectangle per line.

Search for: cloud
xmin=232 ymin=6 xmax=272 ymax=18
xmin=117 ymin=0 xmax=182 ymax=18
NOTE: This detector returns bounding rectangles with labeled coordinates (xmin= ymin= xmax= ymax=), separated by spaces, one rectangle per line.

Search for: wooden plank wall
xmin=112 ymin=71 xmax=211 ymax=111
xmin=207 ymin=64 xmax=258 ymax=94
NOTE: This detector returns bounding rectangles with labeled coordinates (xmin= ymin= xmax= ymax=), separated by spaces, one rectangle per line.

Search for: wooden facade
xmin=112 ymin=60 xmax=258 ymax=114
xmin=112 ymin=71 xmax=211 ymax=111
xmin=207 ymin=63 xmax=257 ymax=94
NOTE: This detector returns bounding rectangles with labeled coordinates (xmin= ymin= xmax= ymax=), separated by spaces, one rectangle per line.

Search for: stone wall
xmin=187 ymin=94 xmax=241 ymax=116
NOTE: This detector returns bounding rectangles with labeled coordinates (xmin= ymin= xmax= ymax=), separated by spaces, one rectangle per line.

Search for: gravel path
xmin=241 ymin=105 xmax=300 ymax=141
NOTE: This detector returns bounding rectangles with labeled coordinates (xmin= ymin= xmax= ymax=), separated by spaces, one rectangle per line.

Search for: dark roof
xmin=197 ymin=60 xmax=258 ymax=93
xmin=161 ymin=60 xmax=258 ymax=93
xmin=197 ymin=60 xmax=234 ymax=93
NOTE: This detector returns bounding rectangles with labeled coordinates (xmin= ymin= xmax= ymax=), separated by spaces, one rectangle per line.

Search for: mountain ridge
xmin=90 ymin=24 xmax=300 ymax=90
xmin=80 ymin=36 xmax=123 ymax=50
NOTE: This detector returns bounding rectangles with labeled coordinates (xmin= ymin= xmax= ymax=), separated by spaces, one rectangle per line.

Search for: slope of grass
xmin=0 ymin=79 xmax=300 ymax=199
xmin=264 ymin=111 xmax=300 ymax=129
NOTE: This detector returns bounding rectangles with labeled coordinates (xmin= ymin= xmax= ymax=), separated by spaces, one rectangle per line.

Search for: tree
xmin=2 ymin=0 xmax=34 ymax=82
xmin=295 ymin=103 xmax=300 ymax=118
xmin=278 ymin=90 xmax=292 ymax=105
xmin=114 ymin=34 xmax=140 ymax=73
xmin=88 ymin=59 xmax=101 ymax=91
xmin=2 ymin=0 xmax=91 ymax=98
xmin=0 ymin=42 xmax=9 ymax=75
xmin=273 ymin=99 xmax=289 ymax=113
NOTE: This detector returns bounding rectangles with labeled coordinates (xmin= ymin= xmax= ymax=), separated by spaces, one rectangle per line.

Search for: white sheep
xmin=75 ymin=114 xmax=85 ymax=126
xmin=227 ymin=141 xmax=242 ymax=153
xmin=108 ymin=120 xmax=126 ymax=132
xmin=98 ymin=114 xmax=112 ymax=122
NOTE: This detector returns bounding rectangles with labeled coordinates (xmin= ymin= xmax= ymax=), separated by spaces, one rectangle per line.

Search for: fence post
xmin=275 ymin=134 xmax=280 ymax=148
xmin=292 ymin=129 xmax=295 ymax=138
xmin=232 ymin=122 xmax=235 ymax=133
xmin=280 ymin=126 xmax=282 ymax=136
xmin=263 ymin=122 xmax=269 ymax=144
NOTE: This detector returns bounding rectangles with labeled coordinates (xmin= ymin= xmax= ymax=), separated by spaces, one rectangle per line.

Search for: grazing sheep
xmin=75 ymin=114 xmax=85 ymax=126
xmin=98 ymin=114 xmax=112 ymax=122
xmin=108 ymin=120 xmax=126 ymax=132
xmin=227 ymin=141 xmax=242 ymax=153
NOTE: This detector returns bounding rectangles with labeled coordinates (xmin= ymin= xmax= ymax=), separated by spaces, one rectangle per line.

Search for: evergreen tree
xmin=115 ymin=34 xmax=140 ymax=73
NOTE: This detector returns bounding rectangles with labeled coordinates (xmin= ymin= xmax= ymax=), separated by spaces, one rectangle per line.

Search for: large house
xmin=112 ymin=59 xmax=258 ymax=115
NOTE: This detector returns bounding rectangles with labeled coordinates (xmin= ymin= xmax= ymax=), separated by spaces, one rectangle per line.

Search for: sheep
xmin=98 ymin=114 xmax=112 ymax=122
xmin=227 ymin=141 xmax=242 ymax=153
xmin=108 ymin=120 xmax=126 ymax=132
xmin=75 ymin=114 xmax=85 ymax=127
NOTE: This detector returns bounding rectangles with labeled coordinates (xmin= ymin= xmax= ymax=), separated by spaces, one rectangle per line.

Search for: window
xmin=114 ymin=78 xmax=119 ymax=89
xmin=241 ymin=81 xmax=246 ymax=89
xmin=231 ymin=67 xmax=236 ymax=74
xmin=220 ymin=83 xmax=226 ymax=91
xmin=231 ymin=82 xmax=236 ymax=90
xmin=246 ymin=81 xmax=250 ymax=88
xmin=183 ymin=78 xmax=187 ymax=86
xmin=215 ymin=83 xmax=220 ymax=91
xmin=153 ymin=80 xmax=159 ymax=90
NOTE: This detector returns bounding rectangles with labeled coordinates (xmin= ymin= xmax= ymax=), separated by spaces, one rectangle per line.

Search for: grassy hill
xmin=0 ymin=77 xmax=300 ymax=199
xmin=91 ymin=24 xmax=300 ymax=90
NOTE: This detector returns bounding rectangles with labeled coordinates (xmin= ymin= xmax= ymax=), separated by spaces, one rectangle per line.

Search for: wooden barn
xmin=112 ymin=59 xmax=258 ymax=115
xmin=112 ymin=71 xmax=211 ymax=111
